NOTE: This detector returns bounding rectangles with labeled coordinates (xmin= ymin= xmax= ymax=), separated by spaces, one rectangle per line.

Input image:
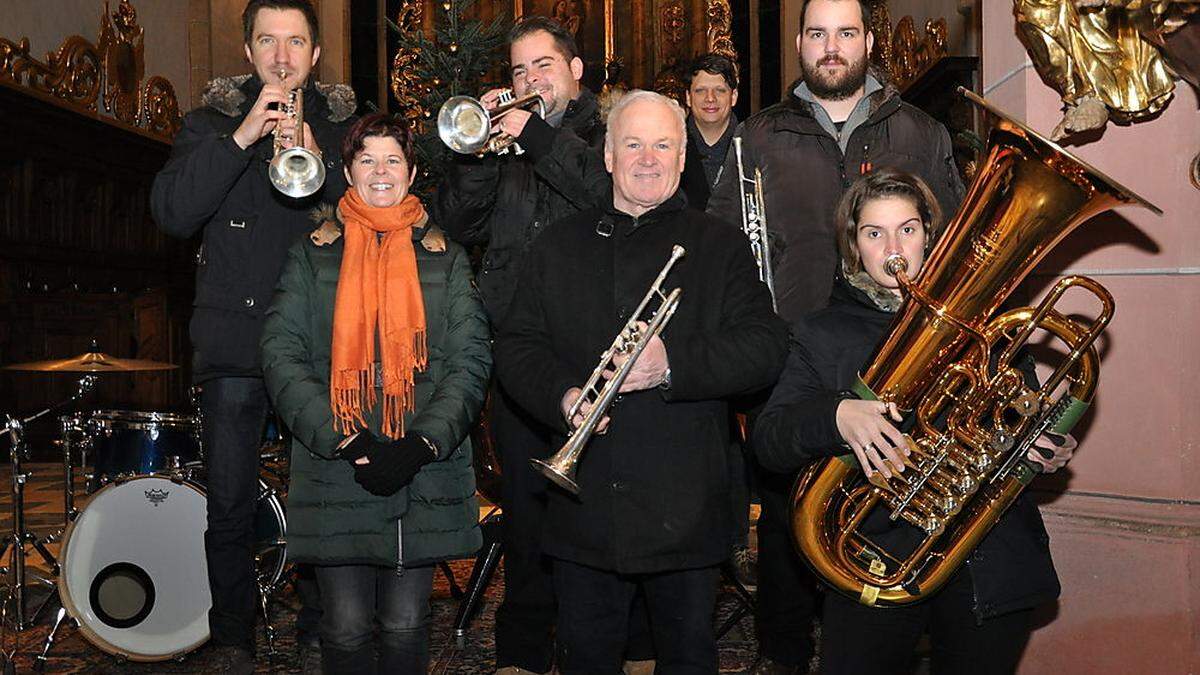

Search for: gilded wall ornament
xmin=868 ymin=1 xmax=948 ymax=90
xmin=389 ymin=0 xmax=425 ymax=129
xmin=0 ymin=0 xmax=179 ymax=138
xmin=706 ymin=0 xmax=737 ymax=61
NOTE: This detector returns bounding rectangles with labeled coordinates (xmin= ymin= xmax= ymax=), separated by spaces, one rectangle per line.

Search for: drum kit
xmin=0 ymin=345 xmax=290 ymax=669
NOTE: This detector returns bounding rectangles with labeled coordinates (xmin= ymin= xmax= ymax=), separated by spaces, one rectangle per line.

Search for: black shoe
xmin=298 ymin=639 xmax=323 ymax=675
xmin=210 ymin=645 xmax=255 ymax=675
xmin=731 ymin=545 xmax=758 ymax=591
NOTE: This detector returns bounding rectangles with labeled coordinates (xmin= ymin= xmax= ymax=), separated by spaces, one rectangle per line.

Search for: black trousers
xmin=820 ymin=570 xmax=1033 ymax=675
xmin=493 ymin=384 xmax=557 ymax=671
xmin=199 ymin=377 xmax=270 ymax=650
xmin=553 ymin=559 xmax=721 ymax=675
xmin=754 ymin=470 xmax=819 ymax=666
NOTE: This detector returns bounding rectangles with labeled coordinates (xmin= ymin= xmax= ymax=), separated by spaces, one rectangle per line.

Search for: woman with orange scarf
xmin=261 ymin=113 xmax=490 ymax=673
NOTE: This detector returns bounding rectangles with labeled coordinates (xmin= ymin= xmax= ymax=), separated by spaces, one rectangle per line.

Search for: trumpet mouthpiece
xmin=884 ymin=255 xmax=909 ymax=277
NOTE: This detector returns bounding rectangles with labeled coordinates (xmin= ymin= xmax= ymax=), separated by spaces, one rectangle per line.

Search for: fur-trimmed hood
xmin=201 ymin=74 xmax=356 ymax=123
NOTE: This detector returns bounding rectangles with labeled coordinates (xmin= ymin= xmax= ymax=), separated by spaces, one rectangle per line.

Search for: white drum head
xmin=59 ymin=476 xmax=211 ymax=661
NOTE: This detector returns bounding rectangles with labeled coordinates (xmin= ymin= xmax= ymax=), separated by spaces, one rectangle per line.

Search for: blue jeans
xmin=200 ymin=377 xmax=269 ymax=649
xmin=314 ymin=564 xmax=435 ymax=674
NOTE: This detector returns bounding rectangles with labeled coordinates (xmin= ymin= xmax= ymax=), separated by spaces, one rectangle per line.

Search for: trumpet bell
xmin=438 ymin=96 xmax=492 ymax=155
xmin=530 ymin=457 xmax=580 ymax=495
xmin=269 ymin=147 xmax=326 ymax=199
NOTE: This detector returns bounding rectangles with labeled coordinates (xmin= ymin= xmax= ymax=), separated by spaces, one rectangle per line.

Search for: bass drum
xmin=57 ymin=475 xmax=286 ymax=661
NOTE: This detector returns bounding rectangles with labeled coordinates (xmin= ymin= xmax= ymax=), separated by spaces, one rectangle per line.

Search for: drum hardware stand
xmin=0 ymin=376 xmax=95 ymax=671
xmin=452 ymin=507 xmax=503 ymax=648
xmin=256 ymin=552 xmax=289 ymax=659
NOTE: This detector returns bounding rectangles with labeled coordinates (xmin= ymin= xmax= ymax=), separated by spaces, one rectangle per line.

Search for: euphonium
xmin=789 ymin=89 xmax=1161 ymax=607
xmin=531 ymin=245 xmax=685 ymax=495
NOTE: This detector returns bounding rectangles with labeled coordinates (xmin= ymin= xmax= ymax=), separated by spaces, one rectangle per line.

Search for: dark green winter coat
xmin=261 ymin=215 xmax=490 ymax=568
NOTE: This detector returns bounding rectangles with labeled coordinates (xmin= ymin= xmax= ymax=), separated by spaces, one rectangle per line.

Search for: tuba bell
xmin=789 ymin=88 xmax=1161 ymax=607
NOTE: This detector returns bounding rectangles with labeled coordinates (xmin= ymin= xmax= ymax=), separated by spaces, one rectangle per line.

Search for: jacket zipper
xmin=396 ymin=518 xmax=404 ymax=573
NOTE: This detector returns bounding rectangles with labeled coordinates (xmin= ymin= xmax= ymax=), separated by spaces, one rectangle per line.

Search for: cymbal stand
xmin=0 ymin=375 xmax=95 ymax=668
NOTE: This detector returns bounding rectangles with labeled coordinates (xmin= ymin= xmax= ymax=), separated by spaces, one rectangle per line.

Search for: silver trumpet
xmin=269 ymin=76 xmax=326 ymax=198
xmin=438 ymin=89 xmax=546 ymax=156
xmin=531 ymin=245 xmax=686 ymax=495
xmin=733 ymin=137 xmax=776 ymax=310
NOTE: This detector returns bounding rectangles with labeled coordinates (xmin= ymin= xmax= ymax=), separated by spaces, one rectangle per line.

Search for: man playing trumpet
xmin=151 ymin=1 xmax=355 ymax=670
xmin=495 ymin=91 xmax=787 ymax=673
xmin=434 ymin=16 xmax=609 ymax=674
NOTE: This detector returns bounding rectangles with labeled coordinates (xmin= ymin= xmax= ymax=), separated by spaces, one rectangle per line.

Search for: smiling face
xmin=605 ymin=97 xmax=686 ymax=217
xmin=796 ymin=0 xmax=873 ymax=101
xmin=244 ymin=7 xmax=320 ymax=89
xmin=855 ymin=196 xmax=927 ymax=292
xmin=344 ymin=135 xmax=416 ymax=208
xmin=509 ymin=29 xmax=583 ymax=117
xmin=686 ymin=70 xmax=737 ymax=127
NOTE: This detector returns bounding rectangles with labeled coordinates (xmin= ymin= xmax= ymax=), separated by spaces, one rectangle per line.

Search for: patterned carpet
xmin=0 ymin=464 xmax=764 ymax=673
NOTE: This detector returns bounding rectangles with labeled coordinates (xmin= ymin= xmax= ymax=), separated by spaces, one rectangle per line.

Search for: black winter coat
xmin=151 ymin=75 xmax=357 ymax=382
xmin=754 ymin=279 xmax=1061 ymax=621
xmin=494 ymin=190 xmax=789 ymax=574
xmin=706 ymin=80 xmax=965 ymax=325
xmin=434 ymin=89 xmax=608 ymax=326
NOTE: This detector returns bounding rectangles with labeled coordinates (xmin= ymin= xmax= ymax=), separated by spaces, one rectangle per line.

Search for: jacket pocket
xmin=195 ymin=214 xmax=263 ymax=315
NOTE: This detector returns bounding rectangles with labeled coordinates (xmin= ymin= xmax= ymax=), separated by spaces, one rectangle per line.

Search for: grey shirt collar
xmin=793 ymin=74 xmax=883 ymax=153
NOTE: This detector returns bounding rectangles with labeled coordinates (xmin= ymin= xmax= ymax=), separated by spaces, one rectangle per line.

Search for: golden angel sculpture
xmin=1015 ymin=0 xmax=1198 ymax=139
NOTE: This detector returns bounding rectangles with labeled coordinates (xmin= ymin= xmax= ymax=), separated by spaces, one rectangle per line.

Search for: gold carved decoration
xmin=706 ymin=0 xmax=737 ymax=61
xmin=869 ymin=1 xmax=948 ymax=91
xmin=0 ymin=0 xmax=179 ymax=139
xmin=390 ymin=0 xmax=425 ymax=129
xmin=1015 ymin=0 xmax=1198 ymax=139
xmin=659 ymin=0 xmax=687 ymax=63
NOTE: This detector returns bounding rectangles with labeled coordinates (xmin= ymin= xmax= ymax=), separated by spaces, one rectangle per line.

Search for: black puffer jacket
xmin=434 ymin=88 xmax=608 ymax=326
xmin=754 ymin=278 xmax=1061 ymax=621
xmin=706 ymin=80 xmax=965 ymax=325
xmin=151 ymin=74 xmax=357 ymax=382
xmin=494 ymin=191 xmax=788 ymax=574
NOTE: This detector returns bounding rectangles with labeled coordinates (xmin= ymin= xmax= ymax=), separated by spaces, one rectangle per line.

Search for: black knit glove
xmin=345 ymin=434 xmax=436 ymax=497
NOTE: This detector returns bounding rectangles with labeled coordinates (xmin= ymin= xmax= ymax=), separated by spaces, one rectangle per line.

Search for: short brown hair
xmin=508 ymin=16 xmax=579 ymax=61
xmin=685 ymin=53 xmax=739 ymax=91
xmin=341 ymin=113 xmax=416 ymax=169
xmin=243 ymin=0 xmax=320 ymax=46
xmin=799 ymin=0 xmax=871 ymax=32
xmin=836 ymin=168 xmax=942 ymax=275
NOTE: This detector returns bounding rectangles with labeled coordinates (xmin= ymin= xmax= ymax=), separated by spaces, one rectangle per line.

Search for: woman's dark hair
xmin=340 ymin=113 xmax=416 ymax=170
xmin=684 ymin=53 xmax=738 ymax=90
xmin=836 ymin=168 xmax=942 ymax=275
xmin=242 ymin=0 xmax=320 ymax=45
xmin=508 ymin=16 xmax=579 ymax=61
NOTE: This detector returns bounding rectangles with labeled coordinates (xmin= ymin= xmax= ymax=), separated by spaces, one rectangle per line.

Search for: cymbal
xmin=2 ymin=350 xmax=179 ymax=373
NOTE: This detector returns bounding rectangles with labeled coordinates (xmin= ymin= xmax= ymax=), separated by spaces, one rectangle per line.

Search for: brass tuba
xmin=789 ymin=89 xmax=1161 ymax=607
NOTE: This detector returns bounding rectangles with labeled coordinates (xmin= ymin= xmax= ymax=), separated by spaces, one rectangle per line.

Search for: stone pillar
xmin=982 ymin=2 xmax=1200 ymax=673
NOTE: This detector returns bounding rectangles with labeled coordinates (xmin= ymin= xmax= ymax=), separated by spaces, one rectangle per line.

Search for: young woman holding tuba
xmin=753 ymin=169 xmax=1076 ymax=675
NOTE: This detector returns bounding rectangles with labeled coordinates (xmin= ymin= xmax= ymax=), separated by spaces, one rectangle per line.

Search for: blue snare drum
xmin=86 ymin=410 xmax=201 ymax=486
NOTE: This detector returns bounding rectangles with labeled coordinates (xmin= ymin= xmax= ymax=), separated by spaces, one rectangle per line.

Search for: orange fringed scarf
xmin=330 ymin=189 xmax=429 ymax=440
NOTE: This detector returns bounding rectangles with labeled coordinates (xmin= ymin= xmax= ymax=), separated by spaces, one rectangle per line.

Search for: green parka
xmin=261 ymin=216 xmax=490 ymax=568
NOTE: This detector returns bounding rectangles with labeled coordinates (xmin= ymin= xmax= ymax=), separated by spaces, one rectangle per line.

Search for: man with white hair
xmin=495 ymin=90 xmax=788 ymax=672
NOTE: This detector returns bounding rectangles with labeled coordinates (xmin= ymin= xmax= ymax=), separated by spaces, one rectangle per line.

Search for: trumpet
xmin=531 ymin=245 xmax=686 ymax=495
xmin=438 ymin=89 xmax=546 ymax=156
xmin=733 ymin=137 xmax=776 ymax=310
xmin=268 ymin=78 xmax=326 ymax=198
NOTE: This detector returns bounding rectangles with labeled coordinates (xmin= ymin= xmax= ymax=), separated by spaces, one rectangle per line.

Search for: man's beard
xmin=801 ymin=53 xmax=869 ymax=101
